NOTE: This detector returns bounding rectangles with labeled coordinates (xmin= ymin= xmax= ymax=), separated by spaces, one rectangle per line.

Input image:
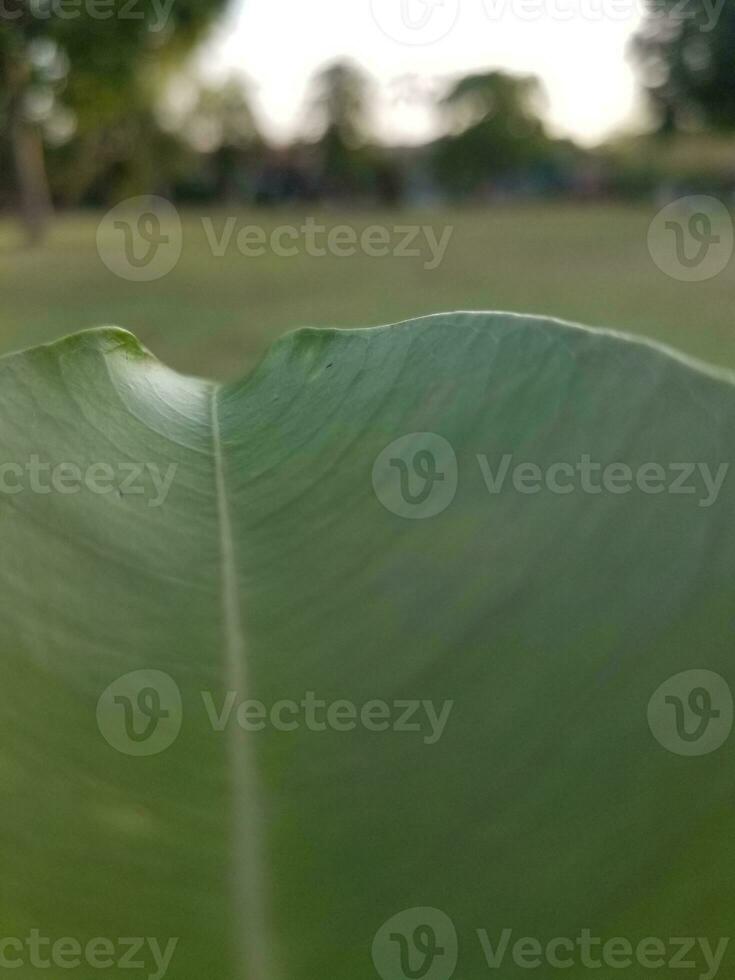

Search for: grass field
xmin=1 ymin=203 xmax=733 ymax=379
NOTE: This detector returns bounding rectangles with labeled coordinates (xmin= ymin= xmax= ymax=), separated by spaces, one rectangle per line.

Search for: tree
xmin=631 ymin=0 xmax=735 ymax=133
xmin=0 ymin=0 xmax=230 ymax=242
xmin=182 ymin=77 xmax=264 ymax=201
xmin=0 ymin=20 xmax=57 ymax=242
xmin=306 ymin=60 xmax=375 ymax=199
xmin=309 ymin=60 xmax=369 ymax=147
xmin=431 ymin=71 xmax=551 ymax=197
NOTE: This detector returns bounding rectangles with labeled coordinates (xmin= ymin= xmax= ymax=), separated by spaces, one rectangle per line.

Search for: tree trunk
xmin=3 ymin=46 xmax=53 ymax=246
xmin=10 ymin=115 xmax=52 ymax=245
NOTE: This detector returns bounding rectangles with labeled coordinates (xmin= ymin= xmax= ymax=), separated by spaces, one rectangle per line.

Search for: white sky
xmin=198 ymin=0 xmax=648 ymax=146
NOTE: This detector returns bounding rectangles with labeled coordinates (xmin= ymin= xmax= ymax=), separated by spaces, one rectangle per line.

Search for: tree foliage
xmin=632 ymin=0 xmax=735 ymax=133
xmin=0 ymin=0 xmax=230 ymax=238
xmin=431 ymin=72 xmax=553 ymax=196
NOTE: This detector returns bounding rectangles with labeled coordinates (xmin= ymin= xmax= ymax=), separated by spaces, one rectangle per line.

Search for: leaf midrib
xmin=210 ymin=383 xmax=277 ymax=980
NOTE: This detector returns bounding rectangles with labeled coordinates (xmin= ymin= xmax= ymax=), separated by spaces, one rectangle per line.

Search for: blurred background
xmin=2 ymin=0 xmax=735 ymax=378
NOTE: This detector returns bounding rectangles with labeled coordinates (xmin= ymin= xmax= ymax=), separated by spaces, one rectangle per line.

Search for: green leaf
xmin=1 ymin=313 xmax=735 ymax=980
